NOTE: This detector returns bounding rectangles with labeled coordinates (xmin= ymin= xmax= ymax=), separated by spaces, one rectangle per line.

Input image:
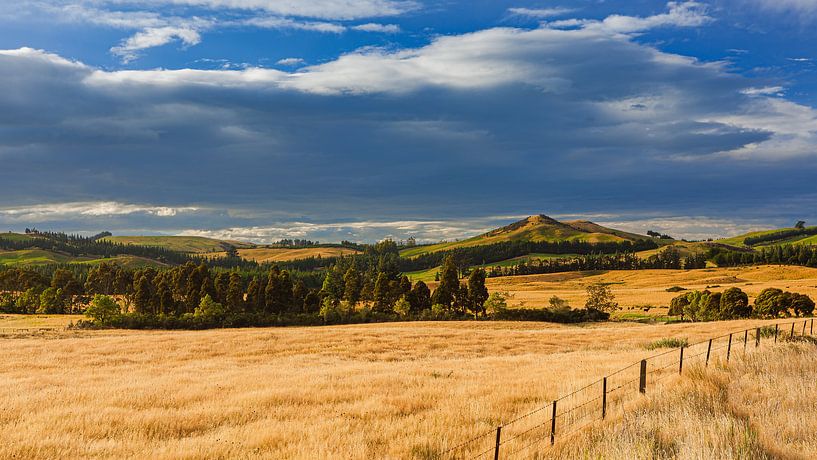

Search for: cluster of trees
xmin=486 ymin=248 xmax=706 ymax=278
xmin=743 ymin=226 xmax=817 ymax=246
xmin=647 ymin=230 xmax=673 ymax=239
xmin=316 ymin=246 xmax=489 ymax=320
xmin=711 ymin=245 xmax=817 ymax=268
xmin=398 ymin=239 xmax=659 ymax=272
xmin=669 ymin=287 xmax=814 ymax=321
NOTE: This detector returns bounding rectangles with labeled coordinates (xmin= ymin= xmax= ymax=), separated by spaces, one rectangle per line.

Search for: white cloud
xmin=352 ymin=23 xmax=400 ymax=33
xmin=111 ymin=26 xmax=202 ymax=62
xmin=548 ymin=1 xmax=711 ymax=34
xmin=241 ymin=16 xmax=345 ymax=33
xmin=276 ymin=57 xmax=305 ymax=66
xmin=508 ymin=7 xmax=576 ymax=18
xmin=0 ymin=202 xmax=200 ymax=222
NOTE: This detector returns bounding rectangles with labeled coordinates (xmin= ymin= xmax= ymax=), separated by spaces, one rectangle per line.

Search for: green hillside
xmin=103 ymin=235 xmax=254 ymax=253
xmin=0 ymin=248 xmax=166 ymax=268
xmin=401 ymin=215 xmax=652 ymax=257
xmin=719 ymin=226 xmax=817 ymax=247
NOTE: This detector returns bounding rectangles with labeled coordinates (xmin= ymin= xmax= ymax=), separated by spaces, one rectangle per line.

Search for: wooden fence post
xmin=550 ymin=401 xmax=557 ymax=445
xmin=493 ymin=426 xmax=502 ymax=460
xmin=755 ymin=328 xmax=760 ymax=347
xmin=602 ymin=377 xmax=607 ymax=420
xmin=726 ymin=334 xmax=732 ymax=362
xmin=791 ymin=322 xmax=795 ymax=339
xmin=639 ymin=360 xmax=647 ymax=394
xmin=706 ymin=339 xmax=712 ymax=366
xmin=803 ymin=321 xmax=806 ymax=337
xmin=679 ymin=346 xmax=684 ymax=374
xmin=811 ymin=318 xmax=813 ymax=336
xmin=775 ymin=324 xmax=778 ymax=343
xmin=743 ymin=330 xmax=748 ymax=351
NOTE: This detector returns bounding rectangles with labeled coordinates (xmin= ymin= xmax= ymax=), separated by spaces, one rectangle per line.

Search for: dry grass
xmin=548 ymin=339 xmax=817 ymax=459
xmin=0 ymin=318 xmax=787 ymax=459
xmin=487 ymin=265 xmax=817 ymax=314
xmin=209 ymin=247 xmax=360 ymax=263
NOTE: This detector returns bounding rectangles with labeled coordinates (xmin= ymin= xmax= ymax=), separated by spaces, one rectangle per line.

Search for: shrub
xmin=666 ymin=286 xmax=687 ymax=292
xmin=84 ymin=294 xmax=121 ymax=324
xmin=585 ymin=284 xmax=618 ymax=312
xmin=668 ymin=293 xmax=689 ymax=316
xmin=194 ymin=295 xmax=225 ymax=321
xmin=484 ymin=292 xmax=509 ymax=316
xmin=645 ymin=337 xmax=689 ymax=350
xmin=393 ymin=296 xmax=411 ymax=318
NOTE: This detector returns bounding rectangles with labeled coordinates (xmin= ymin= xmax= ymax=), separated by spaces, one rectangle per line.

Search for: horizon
xmin=1 ymin=1 xmax=816 ymax=241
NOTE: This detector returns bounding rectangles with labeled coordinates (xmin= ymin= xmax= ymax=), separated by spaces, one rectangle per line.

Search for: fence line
xmin=438 ymin=318 xmax=814 ymax=459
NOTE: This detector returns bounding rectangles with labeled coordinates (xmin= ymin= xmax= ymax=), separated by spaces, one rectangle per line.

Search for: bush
xmin=585 ymin=284 xmax=618 ymax=312
xmin=393 ymin=296 xmax=411 ymax=318
xmin=84 ymin=294 xmax=121 ymax=324
xmin=194 ymin=295 xmax=226 ymax=321
xmin=645 ymin=337 xmax=689 ymax=350
xmin=754 ymin=288 xmax=784 ymax=318
xmin=484 ymin=292 xmax=509 ymax=316
xmin=666 ymin=286 xmax=687 ymax=293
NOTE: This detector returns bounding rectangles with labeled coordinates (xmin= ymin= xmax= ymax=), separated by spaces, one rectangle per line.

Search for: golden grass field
xmin=487 ymin=265 xmax=817 ymax=314
xmin=551 ymin=340 xmax=817 ymax=459
xmin=0 ymin=315 xmax=798 ymax=459
xmin=209 ymin=247 xmax=361 ymax=263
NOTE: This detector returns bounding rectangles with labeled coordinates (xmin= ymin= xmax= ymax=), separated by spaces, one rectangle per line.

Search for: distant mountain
xmin=401 ymin=214 xmax=655 ymax=257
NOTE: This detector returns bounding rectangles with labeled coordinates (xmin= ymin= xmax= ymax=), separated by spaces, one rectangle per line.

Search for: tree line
xmin=669 ymin=287 xmax=814 ymax=321
xmin=711 ymin=245 xmax=817 ymax=268
xmin=485 ymin=247 xmax=707 ymax=278
xmin=743 ymin=226 xmax=817 ymax=246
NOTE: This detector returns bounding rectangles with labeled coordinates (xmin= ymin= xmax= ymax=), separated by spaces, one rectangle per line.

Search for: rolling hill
xmin=718 ymin=226 xmax=817 ymax=248
xmin=400 ymin=214 xmax=655 ymax=257
xmin=103 ymin=235 xmax=254 ymax=253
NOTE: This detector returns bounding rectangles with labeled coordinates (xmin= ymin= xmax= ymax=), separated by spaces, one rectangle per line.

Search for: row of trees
xmin=669 ymin=287 xmax=814 ymax=321
xmin=486 ymin=247 xmax=706 ymax=278
xmin=711 ymin=245 xmax=817 ymax=268
xmin=743 ymin=226 xmax=817 ymax=246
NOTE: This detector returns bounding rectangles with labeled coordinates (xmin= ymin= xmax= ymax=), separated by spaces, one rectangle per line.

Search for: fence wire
xmin=437 ymin=318 xmax=815 ymax=459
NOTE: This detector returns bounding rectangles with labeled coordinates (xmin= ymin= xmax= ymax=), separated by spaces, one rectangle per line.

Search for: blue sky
xmin=1 ymin=0 xmax=816 ymax=242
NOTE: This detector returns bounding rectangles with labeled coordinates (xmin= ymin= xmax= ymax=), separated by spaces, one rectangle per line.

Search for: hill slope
xmin=719 ymin=226 xmax=817 ymax=247
xmin=103 ymin=236 xmax=254 ymax=253
xmin=401 ymin=215 xmax=653 ymax=257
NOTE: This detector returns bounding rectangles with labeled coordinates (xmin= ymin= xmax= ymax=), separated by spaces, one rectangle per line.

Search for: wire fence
xmin=438 ymin=318 xmax=815 ymax=459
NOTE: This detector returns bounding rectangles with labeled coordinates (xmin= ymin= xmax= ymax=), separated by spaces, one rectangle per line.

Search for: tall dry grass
xmin=548 ymin=339 xmax=817 ymax=459
xmin=0 ymin=319 xmax=788 ymax=459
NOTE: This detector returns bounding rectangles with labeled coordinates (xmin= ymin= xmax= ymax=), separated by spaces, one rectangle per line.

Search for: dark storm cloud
xmin=1 ymin=4 xmax=816 ymax=240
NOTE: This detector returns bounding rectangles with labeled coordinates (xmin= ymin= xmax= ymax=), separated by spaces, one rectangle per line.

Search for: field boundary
xmin=440 ymin=318 xmax=815 ymax=459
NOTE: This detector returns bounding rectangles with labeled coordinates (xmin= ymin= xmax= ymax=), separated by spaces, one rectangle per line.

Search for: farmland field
xmin=0 ymin=316 xmax=791 ymax=459
xmin=231 ymin=247 xmax=361 ymax=263
xmin=487 ymin=265 xmax=817 ymax=314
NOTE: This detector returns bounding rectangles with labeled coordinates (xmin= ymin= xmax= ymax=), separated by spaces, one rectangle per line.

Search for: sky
xmin=0 ymin=0 xmax=816 ymax=243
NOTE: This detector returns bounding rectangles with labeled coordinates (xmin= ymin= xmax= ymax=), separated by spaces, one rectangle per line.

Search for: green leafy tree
xmin=393 ymin=295 xmax=411 ymax=318
xmin=484 ymin=291 xmax=509 ymax=316
xmin=37 ymin=287 xmax=63 ymax=314
xmin=432 ymin=255 xmax=459 ymax=309
xmin=373 ymin=272 xmax=392 ymax=313
xmin=754 ymin=288 xmax=784 ymax=318
xmin=668 ymin=293 xmax=689 ymax=317
xmin=719 ymin=287 xmax=750 ymax=319
xmin=467 ymin=269 xmax=489 ymax=317
xmin=85 ymin=294 xmax=120 ymax=323
xmin=226 ymin=273 xmax=244 ymax=312
xmin=319 ymin=267 xmax=343 ymax=308
xmin=407 ymin=281 xmax=431 ymax=312
xmin=585 ymin=284 xmax=618 ymax=312
xmin=343 ymin=266 xmax=362 ymax=306
xmin=133 ymin=274 xmax=153 ymax=314
xmin=791 ymin=294 xmax=815 ymax=317
xmin=194 ymin=294 xmax=225 ymax=320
